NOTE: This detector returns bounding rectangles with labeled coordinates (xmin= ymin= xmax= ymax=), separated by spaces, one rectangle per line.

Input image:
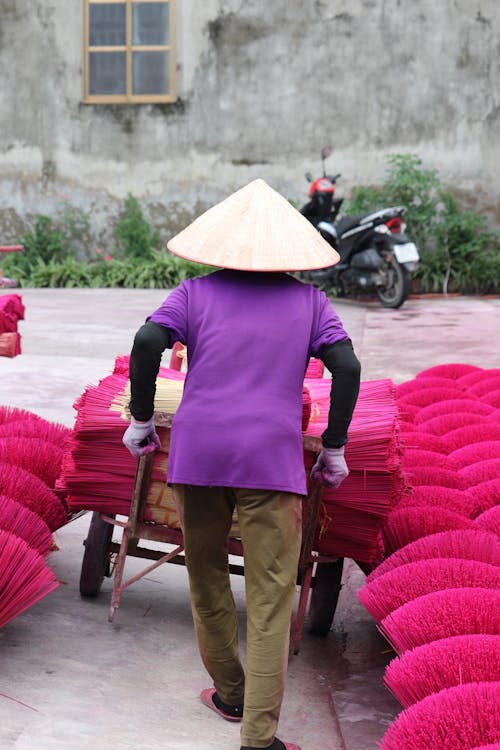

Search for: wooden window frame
xmin=83 ymin=0 xmax=177 ymax=104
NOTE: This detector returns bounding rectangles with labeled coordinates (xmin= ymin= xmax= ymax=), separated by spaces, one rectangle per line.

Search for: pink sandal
xmin=200 ymin=687 xmax=243 ymax=722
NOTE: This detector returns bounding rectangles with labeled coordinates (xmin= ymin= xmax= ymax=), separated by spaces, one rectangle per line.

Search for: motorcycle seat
xmin=336 ymin=214 xmax=366 ymax=235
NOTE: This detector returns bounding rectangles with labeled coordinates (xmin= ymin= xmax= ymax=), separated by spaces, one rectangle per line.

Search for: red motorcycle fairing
xmin=308 ymin=177 xmax=336 ymax=197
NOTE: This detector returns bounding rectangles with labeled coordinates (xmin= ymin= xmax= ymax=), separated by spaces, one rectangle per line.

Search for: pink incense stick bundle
xmin=468 ymin=376 xmax=500 ymax=397
xmin=0 ymin=529 xmax=58 ymax=628
xmin=469 ymin=480 xmax=500 ymax=516
xmin=303 ymin=377 xmax=404 ymax=562
xmin=457 ymin=368 xmax=500 ymax=389
xmin=475 ymin=506 xmax=500 ymax=537
xmin=306 ymin=378 xmax=402 ymax=471
xmin=0 ymin=293 xmax=24 ymax=319
xmin=399 ymin=431 xmax=448 ymax=453
xmin=443 ymin=423 xmax=500 ymax=452
xmin=379 ymin=682 xmax=500 ymax=750
xmin=449 ymin=441 xmax=500 ymax=469
xmin=384 ymin=634 xmax=500 ymax=707
xmin=0 ymin=437 xmax=64 ymax=488
xmin=0 ymin=405 xmax=44 ymax=426
xmin=482 ymin=390 xmax=500 ymax=408
xmin=112 ymin=353 xmax=186 ymax=381
xmin=379 ymin=587 xmax=500 ymax=654
xmin=414 ymin=399 xmax=494 ymax=425
xmin=0 ymin=462 xmax=67 ymax=531
xmin=383 ymin=506 xmax=477 ymax=556
xmin=459 ymin=459 xmax=500 ymax=488
xmin=416 ymin=412 xmax=487 ymax=437
xmin=469 ymin=745 xmax=500 ymax=750
xmin=396 ymin=377 xmax=461 ymax=397
xmin=417 ymin=363 xmax=482 ymax=380
xmin=0 ymin=332 xmax=21 ymax=357
xmin=404 ymin=466 xmax=465 ymax=490
xmin=398 ymin=402 xmax=420 ymax=423
xmin=304 ymin=357 xmax=324 ymax=378
xmin=0 ymin=495 xmax=54 ymax=556
xmin=367 ymin=529 xmax=500 ymax=584
xmin=0 ymin=417 xmax=70 ymax=447
xmin=0 ymin=310 xmax=18 ymax=333
xmin=398 ymin=387 xmax=464 ymax=409
xmin=401 ymin=449 xmax=458 ymax=470
xmin=60 ymin=369 xmax=174 ymax=514
xmin=396 ymin=486 xmax=477 ymax=518
xmin=358 ymin=558 xmax=500 ymax=623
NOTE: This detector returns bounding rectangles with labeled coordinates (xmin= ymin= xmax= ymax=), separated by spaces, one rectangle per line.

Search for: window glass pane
xmin=133 ymin=51 xmax=170 ymax=94
xmin=89 ymin=3 xmax=126 ymax=46
xmin=89 ymin=52 xmax=126 ymax=95
xmin=132 ymin=3 xmax=170 ymax=45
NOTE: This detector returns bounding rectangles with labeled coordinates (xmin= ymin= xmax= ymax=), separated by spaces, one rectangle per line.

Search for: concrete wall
xmin=0 ymin=0 xmax=499 ymax=244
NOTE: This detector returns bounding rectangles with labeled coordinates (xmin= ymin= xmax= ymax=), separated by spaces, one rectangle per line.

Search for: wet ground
xmin=0 ymin=289 xmax=499 ymax=750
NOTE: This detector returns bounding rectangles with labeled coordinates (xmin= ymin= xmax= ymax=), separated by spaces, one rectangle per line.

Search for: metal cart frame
xmin=80 ymin=434 xmax=344 ymax=654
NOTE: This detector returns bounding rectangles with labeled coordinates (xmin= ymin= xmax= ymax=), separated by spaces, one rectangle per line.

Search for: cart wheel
xmin=80 ymin=512 xmax=115 ymax=598
xmin=309 ymin=558 xmax=344 ymax=636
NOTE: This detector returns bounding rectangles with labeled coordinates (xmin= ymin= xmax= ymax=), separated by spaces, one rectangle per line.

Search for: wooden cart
xmin=79 ymin=428 xmax=344 ymax=655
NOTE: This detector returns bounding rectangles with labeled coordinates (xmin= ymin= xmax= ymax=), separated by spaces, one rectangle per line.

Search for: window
xmin=83 ymin=0 xmax=176 ymax=103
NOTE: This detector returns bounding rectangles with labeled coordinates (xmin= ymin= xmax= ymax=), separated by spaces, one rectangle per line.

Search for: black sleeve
xmin=318 ymin=339 xmax=361 ymax=448
xmin=128 ymin=321 xmax=173 ymax=421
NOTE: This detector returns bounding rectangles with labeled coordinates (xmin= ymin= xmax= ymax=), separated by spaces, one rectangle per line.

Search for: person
xmin=122 ymin=179 xmax=361 ymax=750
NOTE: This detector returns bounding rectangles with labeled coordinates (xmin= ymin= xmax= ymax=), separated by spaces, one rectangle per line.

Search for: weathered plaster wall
xmin=0 ymin=0 xmax=499 ymax=242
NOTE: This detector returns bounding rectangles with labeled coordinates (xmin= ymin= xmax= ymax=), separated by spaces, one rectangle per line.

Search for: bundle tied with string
xmin=303 ymin=377 xmax=404 ymax=563
xmin=59 ymin=370 xmax=177 ymax=521
xmin=60 ymin=359 xmax=403 ymax=562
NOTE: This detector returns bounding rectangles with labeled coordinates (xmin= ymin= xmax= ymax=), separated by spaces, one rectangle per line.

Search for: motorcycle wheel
xmin=376 ymin=255 xmax=409 ymax=308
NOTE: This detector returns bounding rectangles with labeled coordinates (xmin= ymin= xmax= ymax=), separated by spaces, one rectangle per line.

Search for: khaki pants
xmin=172 ymin=484 xmax=302 ymax=749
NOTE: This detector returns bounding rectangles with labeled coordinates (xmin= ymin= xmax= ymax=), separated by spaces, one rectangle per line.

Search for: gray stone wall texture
xmin=0 ymin=0 xmax=499 ymax=243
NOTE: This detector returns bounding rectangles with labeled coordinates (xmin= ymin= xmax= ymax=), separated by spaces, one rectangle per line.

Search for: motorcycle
xmin=300 ymin=147 xmax=420 ymax=308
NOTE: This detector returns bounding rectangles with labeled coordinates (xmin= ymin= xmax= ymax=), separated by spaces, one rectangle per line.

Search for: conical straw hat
xmin=167 ymin=178 xmax=340 ymax=271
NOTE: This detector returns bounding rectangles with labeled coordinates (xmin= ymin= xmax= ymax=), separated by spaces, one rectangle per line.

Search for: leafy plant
xmin=114 ymin=194 xmax=161 ymax=261
xmin=345 ymin=154 xmax=499 ymax=294
xmin=28 ymin=257 xmax=93 ymax=288
xmin=60 ymin=202 xmax=92 ymax=261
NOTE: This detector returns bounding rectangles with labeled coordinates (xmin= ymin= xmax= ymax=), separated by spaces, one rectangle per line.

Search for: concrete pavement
xmin=0 ymin=289 xmax=499 ymax=750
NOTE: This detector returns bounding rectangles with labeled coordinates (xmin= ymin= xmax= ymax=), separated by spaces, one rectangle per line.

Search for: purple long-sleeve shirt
xmin=149 ymin=270 xmax=348 ymax=495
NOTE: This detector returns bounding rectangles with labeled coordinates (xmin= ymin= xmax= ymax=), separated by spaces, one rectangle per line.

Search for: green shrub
xmin=5 ymin=171 xmax=498 ymax=293
xmin=27 ymin=257 xmax=93 ymax=288
xmin=115 ymin=193 xmax=161 ymax=261
xmin=345 ymin=154 xmax=500 ymax=294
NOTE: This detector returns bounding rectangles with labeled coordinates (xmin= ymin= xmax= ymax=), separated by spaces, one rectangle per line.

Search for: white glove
xmin=122 ymin=416 xmax=161 ymax=457
xmin=310 ymin=446 xmax=349 ymax=488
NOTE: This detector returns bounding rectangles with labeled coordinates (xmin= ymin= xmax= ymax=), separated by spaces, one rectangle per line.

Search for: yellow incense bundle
xmin=111 ymin=378 xmax=185 ymax=421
